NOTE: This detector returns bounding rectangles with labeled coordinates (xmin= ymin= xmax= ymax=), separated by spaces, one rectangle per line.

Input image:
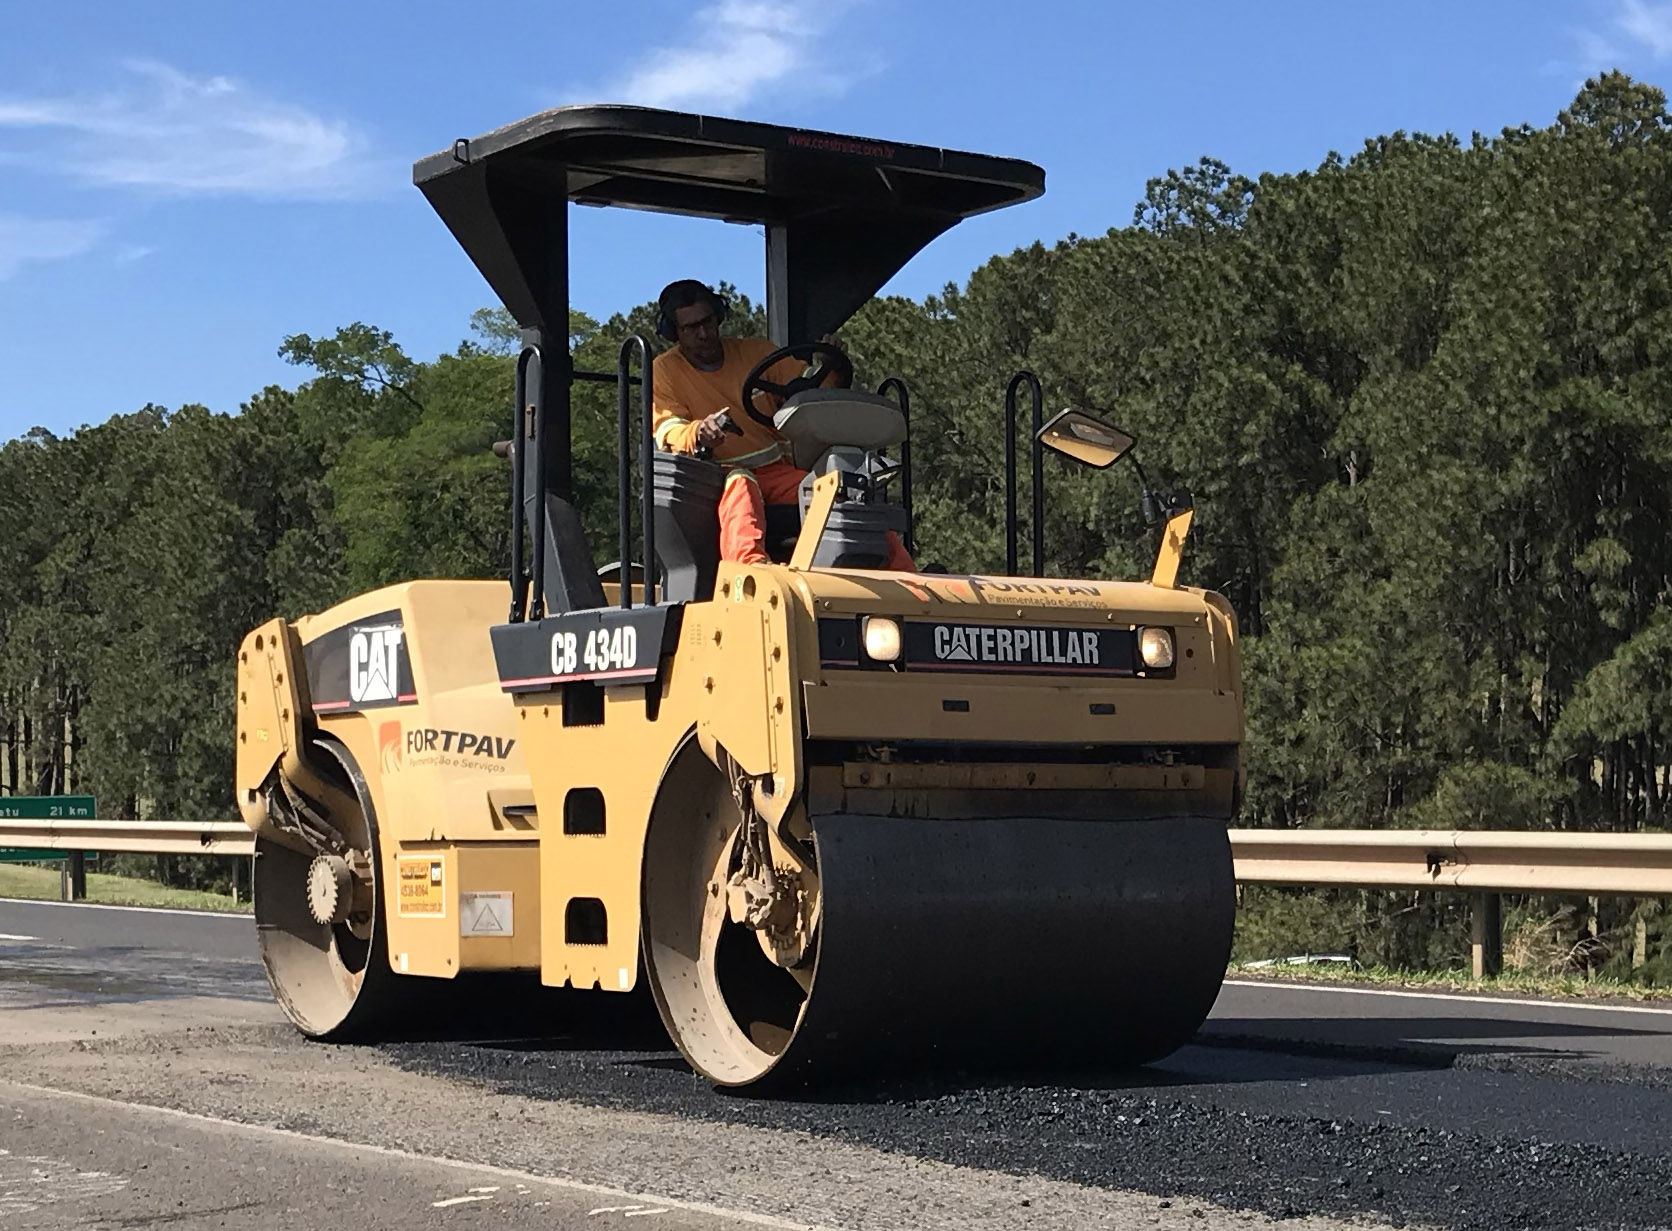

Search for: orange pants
xmin=720 ymin=459 xmax=915 ymax=569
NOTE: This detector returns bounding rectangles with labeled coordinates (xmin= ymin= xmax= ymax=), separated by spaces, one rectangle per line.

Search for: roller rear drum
xmin=254 ymin=740 xmax=411 ymax=1039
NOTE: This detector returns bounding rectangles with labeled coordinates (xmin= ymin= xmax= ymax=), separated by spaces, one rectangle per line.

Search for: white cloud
xmin=1573 ymin=28 xmax=1627 ymax=76
xmin=1618 ymin=0 xmax=1672 ymax=56
xmin=114 ymin=243 xmax=157 ymax=264
xmin=597 ymin=0 xmax=850 ymax=112
xmin=1574 ymin=0 xmax=1672 ymax=75
xmin=0 ymin=214 xmax=104 ymax=281
xmin=0 ymin=61 xmax=376 ymax=199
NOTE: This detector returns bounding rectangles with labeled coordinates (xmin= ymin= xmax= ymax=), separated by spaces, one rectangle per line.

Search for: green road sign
xmin=0 ymin=795 xmax=96 ymax=820
xmin=0 ymin=796 xmax=100 ymax=864
xmin=0 ymin=850 xmax=100 ymax=863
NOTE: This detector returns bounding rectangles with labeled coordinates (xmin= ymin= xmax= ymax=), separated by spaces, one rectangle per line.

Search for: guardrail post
xmin=1470 ymin=892 xmax=1502 ymax=979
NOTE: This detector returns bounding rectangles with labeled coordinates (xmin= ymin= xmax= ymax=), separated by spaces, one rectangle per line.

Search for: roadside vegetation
xmin=4 ymin=74 xmax=1672 ymax=984
xmin=1229 ymin=960 xmax=1672 ymax=1002
xmin=0 ymin=861 xmax=249 ymax=913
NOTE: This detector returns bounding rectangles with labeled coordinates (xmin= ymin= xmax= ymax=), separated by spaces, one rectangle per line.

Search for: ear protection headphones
xmin=656 ymin=280 xmax=729 ymax=342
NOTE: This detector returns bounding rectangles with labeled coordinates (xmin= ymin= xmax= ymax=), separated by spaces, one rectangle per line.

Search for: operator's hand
xmin=819 ymin=332 xmax=845 ymax=352
xmin=694 ymin=410 xmax=731 ymax=450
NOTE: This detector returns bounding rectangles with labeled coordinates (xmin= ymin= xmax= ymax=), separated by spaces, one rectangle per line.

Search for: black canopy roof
xmin=414 ymin=105 xmax=1045 ymax=342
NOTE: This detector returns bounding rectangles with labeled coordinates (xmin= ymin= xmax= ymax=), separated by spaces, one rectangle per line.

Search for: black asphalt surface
xmin=388 ymin=1017 xmax=1672 ymax=1231
xmin=9 ymin=896 xmax=1672 ymax=1228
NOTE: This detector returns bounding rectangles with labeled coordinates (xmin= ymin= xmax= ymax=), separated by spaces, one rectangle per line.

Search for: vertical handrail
xmin=876 ymin=376 xmax=913 ymax=554
xmin=509 ymin=345 xmax=535 ymax=623
xmin=527 ymin=343 xmax=548 ymax=621
xmin=615 ymin=339 xmax=634 ymax=609
xmin=1003 ymin=384 xmax=1017 ymax=576
xmin=639 ymin=338 xmax=657 ymax=608
xmin=1003 ymin=371 xmax=1044 ymax=577
xmin=617 ymin=335 xmax=657 ymax=608
xmin=1028 ymin=381 xmax=1044 ymax=577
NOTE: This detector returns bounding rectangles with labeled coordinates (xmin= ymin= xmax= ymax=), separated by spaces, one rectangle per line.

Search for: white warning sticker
xmin=459 ymin=891 xmax=513 ymax=938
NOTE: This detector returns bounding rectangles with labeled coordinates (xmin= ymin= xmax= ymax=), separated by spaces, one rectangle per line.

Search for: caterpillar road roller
xmin=235 ymin=106 xmax=1245 ymax=1086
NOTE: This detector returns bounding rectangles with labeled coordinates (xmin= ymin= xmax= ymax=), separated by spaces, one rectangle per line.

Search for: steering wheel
xmin=738 ymin=342 xmax=854 ymax=428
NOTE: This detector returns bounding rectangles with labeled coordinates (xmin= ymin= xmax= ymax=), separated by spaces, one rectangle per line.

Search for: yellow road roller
xmin=235 ymin=105 xmax=1245 ymax=1086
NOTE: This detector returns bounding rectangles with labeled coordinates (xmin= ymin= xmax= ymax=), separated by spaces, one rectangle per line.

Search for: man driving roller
xmin=650 ymin=278 xmax=914 ymax=569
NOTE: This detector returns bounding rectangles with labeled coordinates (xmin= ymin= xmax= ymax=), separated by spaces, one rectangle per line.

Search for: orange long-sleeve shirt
xmin=650 ymin=338 xmax=805 ymax=469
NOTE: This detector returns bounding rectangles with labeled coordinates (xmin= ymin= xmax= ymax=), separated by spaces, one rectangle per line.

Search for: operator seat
xmin=649 ymin=388 xmax=909 ymax=601
xmin=650 ymin=451 xmax=723 ymax=603
xmin=648 ymin=454 xmax=801 ymax=602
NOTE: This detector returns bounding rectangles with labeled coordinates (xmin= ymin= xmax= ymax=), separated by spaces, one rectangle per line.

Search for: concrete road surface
xmin=6 ymin=895 xmax=1672 ymax=1230
xmin=0 ymin=1082 xmax=780 ymax=1231
xmin=0 ymin=897 xmax=278 ymax=1043
xmin=1206 ymin=975 xmax=1672 ymax=1069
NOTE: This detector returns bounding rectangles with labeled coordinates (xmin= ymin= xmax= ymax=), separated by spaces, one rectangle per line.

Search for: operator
xmin=650 ymin=279 xmax=914 ymax=569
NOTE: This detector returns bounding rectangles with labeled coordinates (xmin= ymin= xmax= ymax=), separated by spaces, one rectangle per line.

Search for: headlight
xmin=1137 ymin=626 xmax=1175 ymax=670
xmin=862 ymin=616 xmax=902 ymax=663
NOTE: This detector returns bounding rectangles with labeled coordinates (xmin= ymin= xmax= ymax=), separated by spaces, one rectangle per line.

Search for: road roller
xmin=235 ymin=105 xmax=1245 ymax=1086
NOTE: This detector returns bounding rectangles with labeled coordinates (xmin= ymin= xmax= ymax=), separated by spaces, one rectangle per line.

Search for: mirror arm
xmin=1125 ymin=454 xmax=1163 ymax=527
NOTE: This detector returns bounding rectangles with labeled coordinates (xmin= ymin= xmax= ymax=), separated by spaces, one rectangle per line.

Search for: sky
xmin=2 ymin=0 xmax=1670 ymax=441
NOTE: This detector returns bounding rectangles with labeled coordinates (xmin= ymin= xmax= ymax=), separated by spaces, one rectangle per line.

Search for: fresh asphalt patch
xmin=386 ymin=1021 xmax=1672 ymax=1231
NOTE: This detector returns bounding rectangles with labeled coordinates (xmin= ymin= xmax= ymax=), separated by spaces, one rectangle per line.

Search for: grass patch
xmin=0 ymin=861 xmax=251 ymax=913
xmin=1228 ymin=960 xmax=1672 ymax=1002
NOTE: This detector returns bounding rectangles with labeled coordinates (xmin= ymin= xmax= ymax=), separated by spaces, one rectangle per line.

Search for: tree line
xmin=3 ymin=74 xmax=1669 ymax=976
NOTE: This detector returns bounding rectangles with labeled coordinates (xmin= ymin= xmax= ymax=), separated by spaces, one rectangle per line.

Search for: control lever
xmin=694 ymin=410 xmax=746 ymax=460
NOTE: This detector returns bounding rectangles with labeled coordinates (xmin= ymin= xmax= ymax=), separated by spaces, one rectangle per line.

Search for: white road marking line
xmin=467 ymin=1186 xmax=500 ymax=1193
xmin=1221 ymin=978 xmax=1672 ymax=1018
xmin=591 ymin=1208 xmax=669 ymax=1218
xmin=0 ymin=933 xmax=37 ymax=941
xmin=5 ymin=1082 xmax=834 ymax=1231
xmin=434 ymin=1195 xmax=494 ymax=1207
xmin=0 ymin=1151 xmax=128 ymax=1217
xmin=0 ymin=898 xmax=248 ymax=921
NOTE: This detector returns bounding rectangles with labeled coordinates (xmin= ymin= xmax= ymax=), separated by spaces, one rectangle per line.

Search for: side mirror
xmin=1035 ymin=409 xmax=1135 ymax=469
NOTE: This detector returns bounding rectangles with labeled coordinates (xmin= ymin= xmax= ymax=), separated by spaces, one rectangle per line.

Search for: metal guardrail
xmin=1228 ymin=828 xmax=1672 ymax=896
xmin=0 ymin=819 xmax=255 ymax=857
xmin=5 ymin=822 xmax=1670 ymax=893
xmin=0 ymin=819 xmax=253 ymax=904
xmin=1228 ymin=827 xmax=1672 ymax=979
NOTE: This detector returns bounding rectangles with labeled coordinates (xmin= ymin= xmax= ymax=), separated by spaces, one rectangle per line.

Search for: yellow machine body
xmin=236 ymin=104 xmax=1245 ymax=1083
xmin=237 ymin=494 xmax=1244 ymax=1079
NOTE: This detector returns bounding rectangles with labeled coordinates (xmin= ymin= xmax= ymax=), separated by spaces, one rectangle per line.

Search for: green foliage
xmin=6 ymin=77 xmax=1672 ymax=971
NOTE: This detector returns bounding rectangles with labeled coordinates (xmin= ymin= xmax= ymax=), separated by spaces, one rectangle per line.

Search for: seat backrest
xmin=651 ymin=451 xmax=724 ymax=602
xmin=774 ymin=389 xmax=908 ymax=469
